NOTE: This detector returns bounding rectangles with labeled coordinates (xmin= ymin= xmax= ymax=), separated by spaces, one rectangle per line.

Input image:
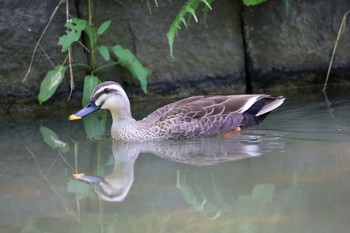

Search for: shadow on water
xmin=1 ymin=90 xmax=350 ymax=233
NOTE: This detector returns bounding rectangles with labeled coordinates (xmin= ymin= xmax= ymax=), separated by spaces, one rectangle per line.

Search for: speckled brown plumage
xmin=69 ymin=82 xmax=285 ymax=141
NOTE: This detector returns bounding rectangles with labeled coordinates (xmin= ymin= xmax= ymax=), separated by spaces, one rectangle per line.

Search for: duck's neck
xmin=109 ymin=104 xmax=134 ymax=122
xmin=110 ymin=106 xmax=149 ymax=141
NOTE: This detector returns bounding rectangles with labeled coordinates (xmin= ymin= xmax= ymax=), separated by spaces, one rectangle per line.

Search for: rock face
xmin=1 ymin=0 xmax=350 ymax=113
xmin=78 ymin=0 xmax=245 ymax=97
xmin=0 ymin=0 xmax=85 ymax=111
xmin=243 ymin=0 xmax=350 ymax=89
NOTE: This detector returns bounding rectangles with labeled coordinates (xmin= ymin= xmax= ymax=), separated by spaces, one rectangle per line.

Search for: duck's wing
xmin=141 ymin=96 xmax=205 ymax=123
xmin=156 ymin=94 xmax=284 ymax=139
xmin=143 ymin=95 xmax=269 ymax=123
xmin=160 ymin=94 xmax=273 ymax=119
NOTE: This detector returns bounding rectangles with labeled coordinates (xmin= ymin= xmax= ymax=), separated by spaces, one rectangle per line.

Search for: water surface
xmin=1 ymin=91 xmax=350 ymax=233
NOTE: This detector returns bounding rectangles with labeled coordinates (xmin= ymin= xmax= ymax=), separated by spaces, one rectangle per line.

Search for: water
xmin=1 ymin=91 xmax=350 ymax=233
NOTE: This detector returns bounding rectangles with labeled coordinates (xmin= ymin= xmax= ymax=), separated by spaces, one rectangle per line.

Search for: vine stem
xmin=323 ymin=10 xmax=350 ymax=93
xmin=95 ymin=61 xmax=119 ymax=73
xmin=88 ymin=0 xmax=96 ymax=72
xmin=22 ymin=0 xmax=65 ymax=82
xmin=66 ymin=0 xmax=74 ymax=100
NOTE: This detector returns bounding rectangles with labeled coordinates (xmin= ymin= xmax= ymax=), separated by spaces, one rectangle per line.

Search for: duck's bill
xmin=68 ymin=99 xmax=100 ymax=121
xmin=73 ymin=173 xmax=104 ymax=185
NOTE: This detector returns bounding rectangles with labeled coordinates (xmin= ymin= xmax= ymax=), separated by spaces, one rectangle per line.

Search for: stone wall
xmin=1 ymin=0 xmax=350 ymax=113
xmin=243 ymin=0 xmax=350 ymax=90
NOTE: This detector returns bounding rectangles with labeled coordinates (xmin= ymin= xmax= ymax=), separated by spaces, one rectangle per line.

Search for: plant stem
xmin=323 ymin=10 xmax=350 ymax=93
xmin=22 ymin=0 xmax=65 ymax=82
xmin=70 ymin=63 xmax=90 ymax=69
xmin=88 ymin=0 xmax=96 ymax=73
xmin=95 ymin=61 xmax=120 ymax=73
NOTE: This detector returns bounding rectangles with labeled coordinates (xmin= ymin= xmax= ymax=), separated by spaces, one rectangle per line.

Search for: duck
xmin=69 ymin=81 xmax=285 ymax=141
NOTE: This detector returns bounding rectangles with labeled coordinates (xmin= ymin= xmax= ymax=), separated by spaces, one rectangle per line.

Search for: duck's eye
xmin=103 ymin=88 xmax=110 ymax=94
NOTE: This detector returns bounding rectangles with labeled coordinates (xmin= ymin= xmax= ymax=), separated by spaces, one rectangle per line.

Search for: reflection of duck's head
xmin=73 ymin=170 xmax=134 ymax=202
xmin=73 ymin=141 xmax=139 ymax=202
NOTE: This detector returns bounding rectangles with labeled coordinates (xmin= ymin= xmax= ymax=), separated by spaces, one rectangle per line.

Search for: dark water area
xmin=1 ymin=89 xmax=350 ymax=233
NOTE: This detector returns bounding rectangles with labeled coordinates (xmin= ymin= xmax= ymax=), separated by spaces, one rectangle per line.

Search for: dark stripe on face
xmin=91 ymin=81 xmax=122 ymax=101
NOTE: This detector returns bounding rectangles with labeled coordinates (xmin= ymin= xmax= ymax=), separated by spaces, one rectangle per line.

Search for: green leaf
xmin=203 ymin=0 xmax=214 ymax=25
xmin=82 ymin=75 xmax=101 ymax=106
xmin=97 ymin=20 xmax=111 ymax=35
xmin=67 ymin=178 xmax=93 ymax=200
xmin=40 ymin=125 xmax=70 ymax=153
xmin=83 ymin=111 xmax=107 ymax=141
xmin=167 ymin=30 xmax=176 ymax=59
xmin=98 ymin=45 xmax=110 ymax=61
xmin=38 ymin=65 xmax=67 ymax=105
xmin=186 ymin=6 xmax=198 ymax=22
xmin=283 ymin=0 xmax=291 ymax=15
xmin=111 ymin=45 xmax=150 ymax=93
xmin=58 ymin=18 xmax=87 ymax=52
xmin=201 ymin=0 xmax=212 ymax=9
xmin=167 ymin=0 xmax=212 ymax=58
xmin=242 ymin=0 xmax=266 ymax=6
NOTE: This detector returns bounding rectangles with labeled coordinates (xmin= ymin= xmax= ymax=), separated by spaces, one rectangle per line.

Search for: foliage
xmin=38 ymin=8 xmax=150 ymax=105
xmin=67 ymin=178 xmax=94 ymax=200
xmin=242 ymin=0 xmax=266 ymax=6
xmin=58 ymin=18 xmax=87 ymax=52
xmin=40 ymin=125 xmax=70 ymax=153
xmin=38 ymin=66 xmax=67 ymax=105
xmin=82 ymin=75 xmax=100 ymax=106
xmin=167 ymin=0 xmax=213 ymax=58
xmin=112 ymin=45 xmax=150 ymax=93
xmin=168 ymin=0 xmax=292 ymax=57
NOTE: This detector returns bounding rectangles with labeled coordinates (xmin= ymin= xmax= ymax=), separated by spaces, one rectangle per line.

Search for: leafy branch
xmin=38 ymin=16 xmax=150 ymax=105
xmin=167 ymin=0 xmax=213 ymax=58
xmin=167 ymin=0 xmax=291 ymax=58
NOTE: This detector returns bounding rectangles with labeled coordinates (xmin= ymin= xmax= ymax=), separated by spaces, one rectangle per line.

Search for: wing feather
xmin=141 ymin=94 xmax=282 ymax=139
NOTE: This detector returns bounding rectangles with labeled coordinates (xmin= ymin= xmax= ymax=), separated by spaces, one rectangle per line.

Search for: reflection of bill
xmin=73 ymin=134 xmax=282 ymax=202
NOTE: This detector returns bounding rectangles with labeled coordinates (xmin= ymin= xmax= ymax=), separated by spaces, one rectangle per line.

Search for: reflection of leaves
xmin=67 ymin=178 xmax=93 ymax=200
xmin=40 ymin=126 xmax=70 ymax=153
xmin=176 ymin=170 xmax=205 ymax=211
xmin=83 ymin=111 xmax=107 ymax=141
xmin=235 ymin=184 xmax=277 ymax=233
xmin=238 ymin=184 xmax=275 ymax=210
xmin=251 ymin=183 xmax=275 ymax=206
xmin=20 ymin=218 xmax=40 ymax=233
xmin=106 ymin=154 xmax=115 ymax=166
xmin=177 ymin=171 xmax=224 ymax=219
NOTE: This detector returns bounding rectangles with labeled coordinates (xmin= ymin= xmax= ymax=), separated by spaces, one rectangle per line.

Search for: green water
xmin=1 ymin=91 xmax=350 ymax=233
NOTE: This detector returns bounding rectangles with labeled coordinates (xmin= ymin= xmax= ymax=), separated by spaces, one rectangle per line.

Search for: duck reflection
xmin=73 ymin=135 xmax=269 ymax=202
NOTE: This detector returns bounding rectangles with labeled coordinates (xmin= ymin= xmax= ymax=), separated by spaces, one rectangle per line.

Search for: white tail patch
xmin=256 ymin=97 xmax=285 ymax=116
xmin=237 ymin=95 xmax=261 ymax=113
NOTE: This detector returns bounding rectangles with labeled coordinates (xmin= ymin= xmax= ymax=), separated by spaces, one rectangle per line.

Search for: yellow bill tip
xmin=73 ymin=173 xmax=85 ymax=179
xmin=68 ymin=114 xmax=82 ymax=121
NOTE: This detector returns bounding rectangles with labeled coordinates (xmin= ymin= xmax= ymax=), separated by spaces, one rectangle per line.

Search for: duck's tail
xmin=241 ymin=96 xmax=285 ymax=127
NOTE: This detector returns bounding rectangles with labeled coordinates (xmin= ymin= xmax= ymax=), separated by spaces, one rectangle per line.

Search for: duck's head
xmin=69 ymin=81 xmax=132 ymax=121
